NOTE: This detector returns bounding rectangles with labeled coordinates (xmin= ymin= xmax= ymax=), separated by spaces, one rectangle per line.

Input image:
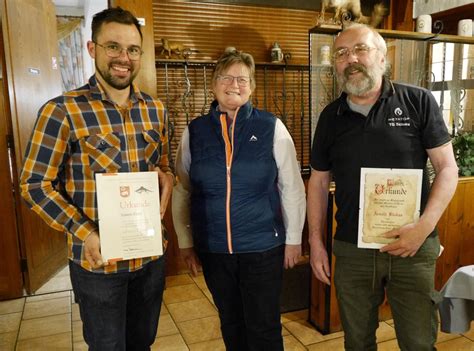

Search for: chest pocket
xmin=142 ymin=129 xmax=162 ymax=166
xmin=82 ymin=133 xmax=121 ymax=172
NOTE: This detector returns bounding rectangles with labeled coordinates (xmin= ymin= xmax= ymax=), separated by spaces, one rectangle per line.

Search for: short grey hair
xmin=212 ymin=47 xmax=256 ymax=90
xmin=339 ymin=23 xmax=387 ymax=55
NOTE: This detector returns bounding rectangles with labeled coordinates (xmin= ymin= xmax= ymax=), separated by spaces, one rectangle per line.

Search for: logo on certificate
xmin=120 ymin=186 xmax=130 ymax=197
xmin=136 ymin=186 xmax=153 ymax=194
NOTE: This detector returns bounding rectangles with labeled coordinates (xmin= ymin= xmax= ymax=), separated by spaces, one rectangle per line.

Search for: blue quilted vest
xmin=188 ymin=100 xmax=285 ymax=253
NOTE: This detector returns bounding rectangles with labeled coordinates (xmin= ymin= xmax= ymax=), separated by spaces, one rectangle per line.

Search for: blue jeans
xmin=69 ymin=255 xmax=166 ymax=351
xmin=198 ymin=245 xmax=285 ymax=351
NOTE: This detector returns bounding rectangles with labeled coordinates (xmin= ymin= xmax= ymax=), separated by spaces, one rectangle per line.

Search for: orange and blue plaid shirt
xmin=20 ymin=75 xmax=171 ymax=273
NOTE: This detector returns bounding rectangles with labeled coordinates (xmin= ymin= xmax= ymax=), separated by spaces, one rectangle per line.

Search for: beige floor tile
xmin=437 ymin=329 xmax=464 ymax=343
xmin=0 ymin=331 xmax=16 ymax=351
xmin=191 ymin=275 xmax=208 ymax=291
xmin=163 ymin=284 xmax=205 ymax=304
xmin=56 ymin=265 xmax=70 ymax=277
xmin=0 ymin=312 xmax=22 ymax=334
xmin=435 ymin=336 xmax=474 ymax=350
xmin=35 ymin=275 xmax=72 ymax=295
xmin=284 ymin=319 xmax=342 ymax=345
xmin=0 ymin=298 xmax=25 ymax=315
xmin=166 ymin=274 xmax=194 ymax=287
xmin=281 ymin=309 xmax=308 ymax=323
xmin=201 ymin=288 xmax=215 ymax=306
xmin=26 ymin=291 xmax=71 ymax=303
xmin=177 ymin=315 xmax=222 ymax=344
xmin=167 ymin=297 xmax=217 ymax=322
xmin=376 ymin=321 xmax=397 ymax=343
xmin=376 ymin=338 xmax=400 ymax=351
xmin=307 ymin=336 xmax=345 ymax=350
xmin=157 ymin=313 xmax=179 ymax=337
xmin=161 ymin=303 xmax=169 ymax=316
xmin=16 ymin=331 xmax=72 ymax=351
xmin=283 ymin=334 xmax=307 ymax=350
xmin=462 ymin=321 xmax=474 ymax=341
xmin=18 ymin=313 xmax=71 ymax=340
xmin=152 ymin=333 xmax=189 ymax=351
xmin=71 ymin=303 xmax=81 ymax=322
xmin=23 ymin=296 xmax=71 ymax=320
xmin=72 ymin=320 xmax=84 ymax=343
xmin=188 ymin=338 xmax=226 ymax=351
xmin=73 ymin=340 xmax=89 ymax=351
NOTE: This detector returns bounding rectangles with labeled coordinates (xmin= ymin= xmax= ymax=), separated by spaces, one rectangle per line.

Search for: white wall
xmin=413 ymin=0 xmax=472 ymax=18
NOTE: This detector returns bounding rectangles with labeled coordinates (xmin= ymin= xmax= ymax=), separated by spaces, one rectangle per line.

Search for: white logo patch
xmin=249 ymin=135 xmax=258 ymax=142
xmin=388 ymin=107 xmax=411 ymax=127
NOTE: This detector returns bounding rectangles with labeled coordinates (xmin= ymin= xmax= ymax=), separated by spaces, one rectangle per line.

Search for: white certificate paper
xmin=96 ymin=172 xmax=163 ymax=263
xmin=358 ymin=168 xmax=422 ymax=249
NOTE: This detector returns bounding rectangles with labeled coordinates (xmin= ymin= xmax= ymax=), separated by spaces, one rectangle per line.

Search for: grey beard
xmin=338 ymin=63 xmax=385 ymax=96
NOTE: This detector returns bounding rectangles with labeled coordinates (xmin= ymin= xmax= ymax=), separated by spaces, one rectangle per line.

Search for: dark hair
xmin=212 ymin=47 xmax=256 ymax=90
xmin=91 ymin=7 xmax=142 ymax=42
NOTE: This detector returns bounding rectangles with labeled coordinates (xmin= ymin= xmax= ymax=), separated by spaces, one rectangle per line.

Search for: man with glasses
xmin=20 ymin=7 xmax=173 ymax=350
xmin=307 ymin=23 xmax=458 ymax=350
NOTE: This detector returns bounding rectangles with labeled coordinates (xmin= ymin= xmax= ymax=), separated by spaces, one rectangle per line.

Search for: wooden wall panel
xmin=111 ymin=0 xmax=157 ymax=97
xmin=153 ymin=0 xmax=317 ymax=64
xmin=435 ymin=177 xmax=474 ymax=290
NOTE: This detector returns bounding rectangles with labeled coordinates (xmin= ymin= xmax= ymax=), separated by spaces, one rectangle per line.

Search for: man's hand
xmin=380 ymin=221 xmax=430 ymax=257
xmin=157 ymin=168 xmax=174 ymax=219
xmin=84 ymin=231 xmax=104 ymax=269
xmin=284 ymin=244 xmax=302 ymax=269
xmin=309 ymin=239 xmax=331 ymax=285
xmin=180 ymin=247 xmax=201 ymax=277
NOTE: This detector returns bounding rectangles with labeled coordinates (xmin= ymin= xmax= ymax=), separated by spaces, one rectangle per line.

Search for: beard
xmin=337 ymin=62 xmax=386 ymax=96
xmin=95 ymin=59 xmax=138 ymax=90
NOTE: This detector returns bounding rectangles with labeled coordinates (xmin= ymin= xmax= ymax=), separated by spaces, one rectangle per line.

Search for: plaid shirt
xmin=20 ymin=75 xmax=171 ymax=273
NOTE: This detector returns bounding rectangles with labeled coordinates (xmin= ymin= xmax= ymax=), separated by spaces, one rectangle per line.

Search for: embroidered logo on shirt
xmin=249 ymin=135 xmax=258 ymax=142
xmin=387 ymin=107 xmax=411 ymax=127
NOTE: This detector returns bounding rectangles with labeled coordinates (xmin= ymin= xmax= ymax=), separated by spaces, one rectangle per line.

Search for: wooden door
xmin=1 ymin=0 xmax=66 ymax=294
xmin=0 ymin=23 xmax=22 ymax=299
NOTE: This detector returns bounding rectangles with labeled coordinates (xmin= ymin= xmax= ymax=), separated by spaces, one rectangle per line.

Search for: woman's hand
xmin=180 ymin=247 xmax=201 ymax=276
xmin=284 ymin=244 xmax=302 ymax=269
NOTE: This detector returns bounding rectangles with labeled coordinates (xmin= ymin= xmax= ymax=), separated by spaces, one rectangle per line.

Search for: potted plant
xmin=452 ymin=132 xmax=474 ymax=176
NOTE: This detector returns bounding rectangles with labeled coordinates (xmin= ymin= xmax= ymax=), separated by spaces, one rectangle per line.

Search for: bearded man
xmin=20 ymin=7 xmax=173 ymax=350
xmin=307 ymin=23 xmax=458 ymax=351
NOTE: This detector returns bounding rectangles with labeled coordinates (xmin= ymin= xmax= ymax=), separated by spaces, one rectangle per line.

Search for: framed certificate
xmin=358 ymin=168 xmax=423 ymax=249
xmin=95 ymin=172 xmax=163 ymax=263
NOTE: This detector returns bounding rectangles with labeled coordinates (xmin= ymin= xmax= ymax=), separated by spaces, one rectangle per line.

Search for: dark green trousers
xmin=333 ymin=236 xmax=441 ymax=351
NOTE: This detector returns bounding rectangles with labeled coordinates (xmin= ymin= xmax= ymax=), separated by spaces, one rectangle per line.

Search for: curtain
xmin=57 ymin=17 xmax=85 ymax=92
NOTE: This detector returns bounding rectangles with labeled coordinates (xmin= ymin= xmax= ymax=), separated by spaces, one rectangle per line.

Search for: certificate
xmin=358 ymin=168 xmax=422 ymax=249
xmin=95 ymin=172 xmax=163 ymax=263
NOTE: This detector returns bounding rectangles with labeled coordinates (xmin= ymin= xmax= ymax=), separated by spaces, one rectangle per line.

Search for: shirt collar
xmin=336 ymin=76 xmax=394 ymax=116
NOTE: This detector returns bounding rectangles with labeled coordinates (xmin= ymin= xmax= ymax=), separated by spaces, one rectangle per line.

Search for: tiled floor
xmin=0 ymin=266 xmax=473 ymax=350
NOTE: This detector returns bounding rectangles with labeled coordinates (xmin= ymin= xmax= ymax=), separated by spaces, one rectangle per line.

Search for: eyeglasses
xmin=333 ymin=44 xmax=377 ymax=62
xmin=217 ymin=75 xmax=251 ymax=87
xmin=94 ymin=42 xmax=143 ymax=60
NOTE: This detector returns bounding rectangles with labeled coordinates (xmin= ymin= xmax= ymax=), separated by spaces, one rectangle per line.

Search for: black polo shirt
xmin=311 ymin=78 xmax=451 ymax=244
